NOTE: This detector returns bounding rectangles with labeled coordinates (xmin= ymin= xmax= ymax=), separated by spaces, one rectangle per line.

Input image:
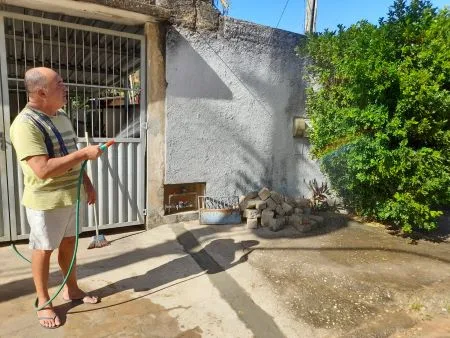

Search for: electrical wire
xmin=276 ymin=0 xmax=291 ymax=28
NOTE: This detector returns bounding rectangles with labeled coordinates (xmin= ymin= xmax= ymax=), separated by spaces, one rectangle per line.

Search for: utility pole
xmin=218 ymin=0 xmax=230 ymax=15
xmin=304 ymin=0 xmax=318 ymax=33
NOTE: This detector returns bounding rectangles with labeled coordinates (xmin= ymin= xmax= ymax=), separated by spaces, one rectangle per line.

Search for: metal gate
xmin=0 ymin=11 xmax=146 ymax=242
xmin=0 ymin=36 xmax=11 ymax=241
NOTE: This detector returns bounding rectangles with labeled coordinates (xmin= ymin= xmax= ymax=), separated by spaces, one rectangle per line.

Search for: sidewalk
xmin=0 ymin=223 xmax=259 ymax=337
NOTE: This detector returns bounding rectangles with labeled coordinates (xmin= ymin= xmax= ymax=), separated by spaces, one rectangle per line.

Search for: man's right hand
xmin=83 ymin=145 xmax=103 ymax=160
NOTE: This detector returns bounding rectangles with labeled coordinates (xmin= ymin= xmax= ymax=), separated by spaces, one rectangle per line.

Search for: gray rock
xmin=244 ymin=208 xmax=261 ymax=219
xmin=258 ymin=187 xmax=271 ymax=201
xmin=246 ymin=218 xmax=258 ymax=229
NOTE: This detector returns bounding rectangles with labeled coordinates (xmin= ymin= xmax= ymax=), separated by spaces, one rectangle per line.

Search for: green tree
xmin=297 ymin=0 xmax=450 ymax=233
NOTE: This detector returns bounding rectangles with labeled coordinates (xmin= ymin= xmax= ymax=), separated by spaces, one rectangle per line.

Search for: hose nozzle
xmin=99 ymin=140 xmax=115 ymax=151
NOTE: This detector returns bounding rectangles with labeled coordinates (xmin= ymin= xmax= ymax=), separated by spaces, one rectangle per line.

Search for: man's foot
xmin=37 ymin=306 xmax=61 ymax=329
xmin=63 ymin=287 xmax=99 ymax=304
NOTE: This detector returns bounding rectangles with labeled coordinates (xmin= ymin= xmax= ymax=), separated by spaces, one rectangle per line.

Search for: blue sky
xmin=227 ymin=0 xmax=449 ymax=34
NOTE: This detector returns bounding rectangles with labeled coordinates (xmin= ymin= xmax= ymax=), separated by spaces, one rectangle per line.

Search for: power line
xmin=276 ymin=0 xmax=291 ymax=28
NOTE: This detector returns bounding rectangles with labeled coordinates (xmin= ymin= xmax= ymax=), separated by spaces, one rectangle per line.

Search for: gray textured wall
xmin=165 ymin=17 xmax=325 ymax=198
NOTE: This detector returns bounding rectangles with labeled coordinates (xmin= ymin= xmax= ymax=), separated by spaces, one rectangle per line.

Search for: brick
xmin=246 ymin=200 xmax=266 ymax=210
xmin=255 ymin=201 xmax=267 ymax=210
xmin=295 ymin=198 xmax=310 ymax=208
xmin=258 ymin=187 xmax=271 ymax=201
xmin=282 ymin=202 xmax=293 ymax=215
xmin=262 ymin=209 xmax=275 ymax=218
xmin=269 ymin=217 xmax=284 ymax=232
xmin=261 ymin=216 xmax=271 ymax=227
xmin=239 ymin=197 xmax=249 ymax=211
xmin=261 ymin=209 xmax=274 ymax=227
xmin=239 ymin=191 xmax=261 ymax=210
xmin=289 ymin=214 xmax=303 ymax=226
xmin=239 ymin=195 xmax=260 ymax=211
xmin=275 ymin=205 xmax=286 ymax=216
xmin=265 ymin=197 xmax=278 ymax=211
xmin=294 ymin=208 xmax=303 ymax=214
xmin=268 ymin=217 xmax=278 ymax=230
xmin=270 ymin=191 xmax=284 ymax=204
xmin=261 ymin=218 xmax=272 ymax=227
xmin=244 ymin=208 xmax=261 ymax=219
xmin=309 ymin=215 xmax=324 ymax=225
xmin=276 ymin=215 xmax=288 ymax=226
xmin=246 ymin=191 xmax=259 ymax=199
xmin=245 ymin=200 xmax=258 ymax=209
xmin=246 ymin=218 xmax=258 ymax=229
xmin=284 ymin=196 xmax=297 ymax=207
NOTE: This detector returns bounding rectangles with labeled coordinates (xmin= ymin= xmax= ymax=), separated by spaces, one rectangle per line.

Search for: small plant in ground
xmin=307 ymin=179 xmax=333 ymax=211
xmin=410 ymin=302 xmax=424 ymax=312
xmin=424 ymin=314 xmax=433 ymax=321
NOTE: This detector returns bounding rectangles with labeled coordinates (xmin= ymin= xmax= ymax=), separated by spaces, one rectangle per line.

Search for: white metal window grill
xmin=0 ymin=12 xmax=146 ymax=240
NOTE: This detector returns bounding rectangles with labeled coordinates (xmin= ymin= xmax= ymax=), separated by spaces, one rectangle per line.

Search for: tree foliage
xmin=297 ymin=0 xmax=450 ymax=232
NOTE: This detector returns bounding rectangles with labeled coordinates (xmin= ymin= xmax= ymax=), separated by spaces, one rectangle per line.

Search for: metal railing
xmin=198 ymin=196 xmax=239 ymax=210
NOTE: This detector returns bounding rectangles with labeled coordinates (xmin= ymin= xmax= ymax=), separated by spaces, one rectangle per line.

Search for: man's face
xmin=46 ymin=72 xmax=67 ymax=111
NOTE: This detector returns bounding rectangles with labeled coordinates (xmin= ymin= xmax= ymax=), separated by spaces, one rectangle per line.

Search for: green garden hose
xmin=11 ymin=140 xmax=114 ymax=311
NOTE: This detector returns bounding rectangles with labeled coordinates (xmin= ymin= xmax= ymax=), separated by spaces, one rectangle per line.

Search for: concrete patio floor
xmin=0 ymin=215 xmax=449 ymax=337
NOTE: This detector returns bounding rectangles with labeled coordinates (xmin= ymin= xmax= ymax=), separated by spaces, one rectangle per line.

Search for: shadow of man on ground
xmin=89 ymin=236 xmax=259 ymax=298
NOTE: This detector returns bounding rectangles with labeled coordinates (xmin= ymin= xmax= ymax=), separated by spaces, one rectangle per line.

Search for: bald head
xmin=24 ymin=67 xmax=57 ymax=94
xmin=24 ymin=67 xmax=67 ymax=114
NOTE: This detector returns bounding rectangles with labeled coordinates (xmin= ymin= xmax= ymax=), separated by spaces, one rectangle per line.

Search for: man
xmin=10 ymin=67 xmax=103 ymax=329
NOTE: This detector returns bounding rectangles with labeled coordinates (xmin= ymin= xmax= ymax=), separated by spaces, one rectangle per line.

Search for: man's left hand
xmin=84 ymin=178 xmax=96 ymax=205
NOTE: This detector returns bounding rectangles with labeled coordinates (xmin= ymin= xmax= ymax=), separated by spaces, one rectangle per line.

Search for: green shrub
xmin=297 ymin=0 xmax=450 ymax=232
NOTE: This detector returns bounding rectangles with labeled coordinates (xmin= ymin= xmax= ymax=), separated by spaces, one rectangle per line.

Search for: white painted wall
xmin=165 ymin=17 xmax=325 ymax=199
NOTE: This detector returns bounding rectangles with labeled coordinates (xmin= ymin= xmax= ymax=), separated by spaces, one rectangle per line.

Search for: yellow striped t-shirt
xmin=10 ymin=106 xmax=83 ymax=210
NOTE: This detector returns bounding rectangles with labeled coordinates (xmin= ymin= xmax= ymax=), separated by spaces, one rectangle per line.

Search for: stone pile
xmin=239 ymin=187 xmax=324 ymax=232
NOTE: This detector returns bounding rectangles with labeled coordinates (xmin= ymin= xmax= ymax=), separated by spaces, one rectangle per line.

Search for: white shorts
xmin=26 ymin=206 xmax=77 ymax=250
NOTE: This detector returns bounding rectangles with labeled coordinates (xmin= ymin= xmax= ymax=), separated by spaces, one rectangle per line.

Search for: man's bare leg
xmin=32 ymin=250 xmax=61 ymax=328
xmin=58 ymin=236 xmax=98 ymax=303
